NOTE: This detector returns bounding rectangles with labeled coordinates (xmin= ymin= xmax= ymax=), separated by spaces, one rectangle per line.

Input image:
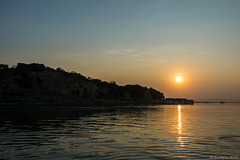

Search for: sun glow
xmin=176 ymin=76 xmax=183 ymax=83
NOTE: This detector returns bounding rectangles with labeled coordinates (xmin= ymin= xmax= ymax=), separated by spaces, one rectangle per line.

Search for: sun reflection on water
xmin=178 ymin=105 xmax=184 ymax=147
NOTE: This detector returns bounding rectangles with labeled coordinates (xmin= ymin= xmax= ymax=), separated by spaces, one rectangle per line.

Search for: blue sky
xmin=1 ymin=0 xmax=240 ymax=100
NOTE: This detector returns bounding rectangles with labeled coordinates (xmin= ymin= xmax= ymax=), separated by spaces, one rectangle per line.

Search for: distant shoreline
xmin=195 ymin=101 xmax=240 ymax=103
xmin=0 ymin=99 xmax=165 ymax=109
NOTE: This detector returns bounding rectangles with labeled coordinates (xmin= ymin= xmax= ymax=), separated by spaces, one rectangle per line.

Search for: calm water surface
xmin=0 ymin=104 xmax=240 ymax=159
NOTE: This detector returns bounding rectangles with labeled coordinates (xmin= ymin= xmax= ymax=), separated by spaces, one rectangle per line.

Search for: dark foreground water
xmin=0 ymin=104 xmax=240 ymax=160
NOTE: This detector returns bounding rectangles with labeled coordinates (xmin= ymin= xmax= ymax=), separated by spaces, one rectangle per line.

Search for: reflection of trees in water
xmin=0 ymin=106 xmax=164 ymax=132
xmin=0 ymin=105 xmax=165 ymax=159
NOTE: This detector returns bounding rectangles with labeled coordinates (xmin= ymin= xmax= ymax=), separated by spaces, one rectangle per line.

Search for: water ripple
xmin=0 ymin=104 xmax=240 ymax=159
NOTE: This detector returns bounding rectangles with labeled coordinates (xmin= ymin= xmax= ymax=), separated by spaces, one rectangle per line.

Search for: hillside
xmin=0 ymin=63 xmax=165 ymax=105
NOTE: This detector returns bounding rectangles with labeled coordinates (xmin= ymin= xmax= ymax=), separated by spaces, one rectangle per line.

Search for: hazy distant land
xmin=0 ymin=63 xmax=165 ymax=106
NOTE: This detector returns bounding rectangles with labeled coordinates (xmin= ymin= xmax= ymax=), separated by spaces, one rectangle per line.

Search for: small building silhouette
xmin=165 ymin=98 xmax=194 ymax=104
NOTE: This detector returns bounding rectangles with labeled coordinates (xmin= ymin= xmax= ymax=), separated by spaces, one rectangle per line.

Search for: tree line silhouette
xmin=0 ymin=63 xmax=165 ymax=104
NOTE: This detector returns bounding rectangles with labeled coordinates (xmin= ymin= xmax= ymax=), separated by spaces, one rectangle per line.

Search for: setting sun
xmin=176 ymin=76 xmax=183 ymax=83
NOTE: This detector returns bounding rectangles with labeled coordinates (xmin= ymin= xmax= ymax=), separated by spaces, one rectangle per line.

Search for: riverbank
xmin=0 ymin=98 xmax=165 ymax=110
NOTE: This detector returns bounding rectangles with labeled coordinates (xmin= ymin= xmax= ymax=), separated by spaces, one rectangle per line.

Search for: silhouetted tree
xmin=56 ymin=67 xmax=64 ymax=72
xmin=0 ymin=62 xmax=165 ymax=103
xmin=29 ymin=63 xmax=45 ymax=71
xmin=0 ymin=64 xmax=8 ymax=69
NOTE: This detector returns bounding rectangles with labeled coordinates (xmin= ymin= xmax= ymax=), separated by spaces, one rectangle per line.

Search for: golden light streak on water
xmin=177 ymin=105 xmax=184 ymax=147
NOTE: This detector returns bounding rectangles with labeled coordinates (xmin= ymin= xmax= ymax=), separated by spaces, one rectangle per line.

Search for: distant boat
xmin=220 ymin=101 xmax=225 ymax=104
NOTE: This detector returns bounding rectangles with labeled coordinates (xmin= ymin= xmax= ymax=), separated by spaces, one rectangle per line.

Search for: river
xmin=0 ymin=103 xmax=240 ymax=159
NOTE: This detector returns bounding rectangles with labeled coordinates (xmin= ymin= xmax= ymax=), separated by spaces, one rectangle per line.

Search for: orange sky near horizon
xmin=1 ymin=0 xmax=240 ymax=101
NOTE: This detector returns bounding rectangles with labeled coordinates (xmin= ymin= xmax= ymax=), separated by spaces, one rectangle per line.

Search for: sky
xmin=1 ymin=0 xmax=240 ymax=101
